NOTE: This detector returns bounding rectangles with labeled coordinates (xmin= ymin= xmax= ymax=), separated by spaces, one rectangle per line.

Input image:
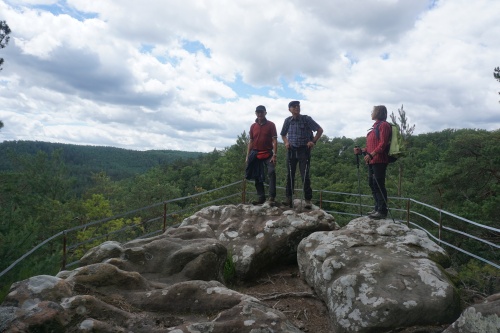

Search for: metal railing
xmin=1 ymin=179 xmax=498 ymax=288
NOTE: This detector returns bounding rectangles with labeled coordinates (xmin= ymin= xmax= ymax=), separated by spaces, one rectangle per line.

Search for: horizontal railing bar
xmin=409 ymin=199 xmax=500 ymax=232
xmin=442 ymin=225 xmax=500 ymax=249
xmin=409 ymin=221 xmax=500 ymax=269
xmin=0 ymin=231 xmax=65 ymax=278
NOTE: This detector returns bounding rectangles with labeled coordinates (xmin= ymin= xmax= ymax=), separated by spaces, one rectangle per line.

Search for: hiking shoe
xmin=369 ymin=211 xmax=387 ymax=219
xmin=366 ymin=210 xmax=377 ymax=215
xmin=252 ymin=198 xmax=266 ymax=205
xmin=266 ymin=197 xmax=276 ymax=206
xmin=304 ymin=200 xmax=312 ymax=209
xmin=282 ymin=197 xmax=292 ymax=208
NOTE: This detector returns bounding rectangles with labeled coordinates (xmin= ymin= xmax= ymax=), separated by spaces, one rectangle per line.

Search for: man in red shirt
xmin=354 ymin=105 xmax=391 ymax=219
xmin=245 ymin=105 xmax=278 ymax=205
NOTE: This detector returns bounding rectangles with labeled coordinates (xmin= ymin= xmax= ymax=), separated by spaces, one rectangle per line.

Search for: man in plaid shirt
xmin=280 ymin=101 xmax=323 ymax=209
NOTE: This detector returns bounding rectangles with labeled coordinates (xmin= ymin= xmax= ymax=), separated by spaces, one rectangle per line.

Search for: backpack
xmin=374 ymin=121 xmax=405 ymax=163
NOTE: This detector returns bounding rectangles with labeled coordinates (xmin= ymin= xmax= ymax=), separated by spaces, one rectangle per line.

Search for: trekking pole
xmin=288 ymin=149 xmax=294 ymax=208
xmin=355 ymin=147 xmax=362 ymax=216
xmin=372 ymin=172 xmax=396 ymax=223
xmin=301 ymin=155 xmax=309 ymax=210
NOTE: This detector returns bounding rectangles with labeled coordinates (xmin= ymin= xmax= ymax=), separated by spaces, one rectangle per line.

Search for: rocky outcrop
xmin=443 ymin=293 xmax=500 ymax=333
xmin=1 ymin=204 xmax=492 ymax=332
xmin=179 ymin=203 xmax=338 ymax=280
xmin=0 ymin=275 xmax=303 ymax=332
xmin=0 ymin=203 xmax=336 ymax=332
xmin=297 ymin=216 xmax=462 ymax=333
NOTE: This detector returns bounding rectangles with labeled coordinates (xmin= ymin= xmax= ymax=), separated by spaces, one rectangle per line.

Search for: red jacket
xmin=366 ymin=120 xmax=391 ymax=164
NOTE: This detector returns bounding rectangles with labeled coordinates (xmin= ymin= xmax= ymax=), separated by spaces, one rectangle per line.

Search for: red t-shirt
xmin=366 ymin=120 xmax=391 ymax=164
xmin=250 ymin=119 xmax=277 ymax=151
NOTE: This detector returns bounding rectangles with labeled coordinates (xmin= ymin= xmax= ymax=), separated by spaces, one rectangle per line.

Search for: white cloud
xmin=0 ymin=0 xmax=499 ymax=152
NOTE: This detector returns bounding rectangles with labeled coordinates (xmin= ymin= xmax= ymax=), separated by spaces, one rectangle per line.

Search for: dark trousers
xmin=285 ymin=147 xmax=312 ymax=200
xmin=255 ymin=156 xmax=276 ymax=200
xmin=368 ymin=163 xmax=388 ymax=214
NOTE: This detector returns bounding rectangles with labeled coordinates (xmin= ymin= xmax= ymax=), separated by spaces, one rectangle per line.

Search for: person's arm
xmin=306 ymin=117 xmax=323 ymax=148
xmin=271 ymin=137 xmax=278 ymax=164
xmin=313 ymin=127 xmax=323 ymax=144
xmin=246 ymin=138 xmax=253 ymax=163
xmin=282 ymin=135 xmax=290 ymax=150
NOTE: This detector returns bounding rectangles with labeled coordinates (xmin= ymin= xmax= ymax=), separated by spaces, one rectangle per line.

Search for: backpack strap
xmin=374 ymin=121 xmax=391 ymax=140
xmin=374 ymin=121 xmax=392 ymax=153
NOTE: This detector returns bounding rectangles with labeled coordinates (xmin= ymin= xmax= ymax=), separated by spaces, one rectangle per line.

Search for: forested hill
xmin=0 ymin=140 xmax=204 ymax=185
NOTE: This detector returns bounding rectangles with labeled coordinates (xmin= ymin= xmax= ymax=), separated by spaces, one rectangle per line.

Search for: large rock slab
xmin=180 ymin=203 xmax=338 ymax=280
xmin=1 ymin=277 xmax=303 ymax=332
xmin=298 ymin=216 xmax=461 ymax=333
xmin=443 ymin=293 xmax=500 ymax=333
xmin=77 ymin=235 xmax=227 ymax=285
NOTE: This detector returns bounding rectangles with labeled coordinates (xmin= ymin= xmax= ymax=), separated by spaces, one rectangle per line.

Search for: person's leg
xmin=285 ymin=150 xmax=297 ymax=199
xmin=298 ymin=148 xmax=312 ymax=200
xmin=254 ymin=181 xmax=266 ymax=204
xmin=368 ymin=164 xmax=379 ymax=212
xmin=265 ymin=157 xmax=276 ymax=200
xmin=371 ymin=163 xmax=388 ymax=214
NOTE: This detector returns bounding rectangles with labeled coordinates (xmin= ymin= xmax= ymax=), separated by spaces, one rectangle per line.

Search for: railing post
xmin=319 ymin=191 xmax=323 ymax=209
xmin=61 ymin=231 xmax=67 ymax=270
xmin=163 ymin=202 xmax=167 ymax=232
xmin=242 ymin=179 xmax=247 ymax=204
xmin=406 ymin=199 xmax=410 ymax=228
xmin=439 ymin=210 xmax=442 ymax=241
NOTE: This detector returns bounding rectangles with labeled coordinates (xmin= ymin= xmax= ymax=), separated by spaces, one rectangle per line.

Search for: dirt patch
xmin=234 ymin=263 xmax=333 ymax=333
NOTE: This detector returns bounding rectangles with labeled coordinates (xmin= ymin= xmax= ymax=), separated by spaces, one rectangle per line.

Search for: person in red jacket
xmin=353 ymin=105 xmax=391 ymax=219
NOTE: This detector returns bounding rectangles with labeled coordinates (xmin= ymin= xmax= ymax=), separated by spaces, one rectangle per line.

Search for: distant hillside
xmin=0 ymin=140 xmax=204 ymax=183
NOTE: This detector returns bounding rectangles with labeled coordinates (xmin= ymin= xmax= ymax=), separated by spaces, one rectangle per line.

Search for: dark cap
xmin=288 ymin=100 xmax=300 ymax=108
xmin=255 ymin=105 xmax=266 ymax=112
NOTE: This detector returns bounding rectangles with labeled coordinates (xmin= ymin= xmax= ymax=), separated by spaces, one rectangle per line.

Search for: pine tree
xmin=494 ymin=67 xmax=500 ymax=103
xmin=0 ymin=20 xmax=11 ymax=71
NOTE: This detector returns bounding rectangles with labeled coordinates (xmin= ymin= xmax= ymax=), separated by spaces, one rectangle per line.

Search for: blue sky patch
xmin=226 ymin=75 xmax=303 ymax=99
xmin=183 ymin=40 xmax=210 ymax=57
xmin=32 ymin=3 xmax=98 ymax=20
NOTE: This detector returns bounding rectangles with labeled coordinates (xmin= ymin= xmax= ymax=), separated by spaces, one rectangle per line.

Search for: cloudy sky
xmin=0 ymin=0 xmax=499 ymax=152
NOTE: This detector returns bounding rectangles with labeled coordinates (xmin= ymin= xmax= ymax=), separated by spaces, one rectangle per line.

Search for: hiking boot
xmin=282 ymin=197 xmax=292 ymax=208
xmin=366 ymin=210 xmax=377 ymax=215
xmin=304 ymin=200 xmax=312 ymax=209
xmin=252 ymin=197 xmax=266 ymax=205
xmin=369 ymin=211 xmax=387 ymax=219
xmin=266 ymin=197 xmax=276 ymax=206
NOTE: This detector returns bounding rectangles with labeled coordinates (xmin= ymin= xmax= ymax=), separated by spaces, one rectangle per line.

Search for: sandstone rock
xmin=297 ymin=216 xmax=461 ymax=333
xmin=2 ymin=275 xmax=72 ymax=308
xmin=443 ymin=293 xmax=500 ymax=333
xmin=181 ymin=204 xmax=338 ymax=280
xmin=77 ymin=235 xmax=227 ymax=285
xmin=2 ymin=205 xmax=490 ymax=333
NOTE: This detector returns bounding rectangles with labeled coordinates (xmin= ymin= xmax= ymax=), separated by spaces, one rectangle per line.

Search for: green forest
xmin=0 ymin=127 xmax=499 ymax=302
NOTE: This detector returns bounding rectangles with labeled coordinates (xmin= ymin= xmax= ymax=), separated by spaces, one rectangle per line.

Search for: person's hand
xmin=271 ymin=155 xmax=277 ymax=165
xmin=354 ymin=147 xmax=362 ymax=155
xmin=284 ymin=142 xmax=290 ymax=150
xmin=307 ymin=141 xmax=315 ymax=149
